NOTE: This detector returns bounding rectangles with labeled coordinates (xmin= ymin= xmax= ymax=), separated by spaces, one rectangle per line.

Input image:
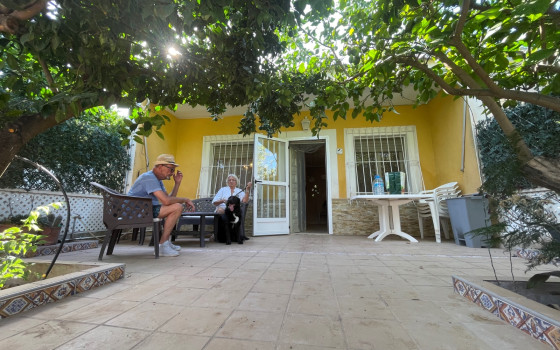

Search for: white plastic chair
xmin=416 ymin=182 xmax=461 ymax=243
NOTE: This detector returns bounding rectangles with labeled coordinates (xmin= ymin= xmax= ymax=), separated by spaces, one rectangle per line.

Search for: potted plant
xmin=0 ymin=206 xmax=63 ymax=246
xmin=36 ymin=213 xmax=63 ymax=246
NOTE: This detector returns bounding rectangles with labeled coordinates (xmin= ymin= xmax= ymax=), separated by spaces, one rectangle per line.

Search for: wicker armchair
xmin=90 ymin=182 xmax=161 ymax=260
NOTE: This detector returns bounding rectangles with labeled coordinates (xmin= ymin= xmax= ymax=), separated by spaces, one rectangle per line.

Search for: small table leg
xmin=369 ymin=200 xmax=418 ymax=243
xmin=388 ymin=203 xmax=418 ymax=243
xmin=369 ymin=204 xmax=389 ymax=240
xmin=199 ymin=215 xmax=206 ymax=248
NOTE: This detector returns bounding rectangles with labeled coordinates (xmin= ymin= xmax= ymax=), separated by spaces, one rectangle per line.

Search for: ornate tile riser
xmin=30 ymin=240 xmax=99 ymax=257
xmin=453 ymin=276 xmax=560 ymax=350
xmin=0 ymin=262 xmax=125 ymax=319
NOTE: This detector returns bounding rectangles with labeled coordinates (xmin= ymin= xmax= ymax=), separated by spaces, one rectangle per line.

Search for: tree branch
xmin=423 ymin=51 xmax=560 ymax=114
xmin=453 ymin=0 xmax=470 ymax=36
xmin=396 ymin=53 xmax=536 ymax=163
xmin=37 ymin=54 xmax=58 ymax=94
xmin=10 ymin=0 xmax=46 ymax=20
xmin=301 ymin=24 xmax=347 ymax=72
xmin=0 ymin=0 xmax=46 ymax=34
xmin=451 ymin=0 xmax=502 ymax=92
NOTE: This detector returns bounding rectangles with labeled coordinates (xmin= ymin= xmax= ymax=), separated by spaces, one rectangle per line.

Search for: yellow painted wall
xmin=137 ymin=95 xmax=481 ymax=198
xmin=284 ymin=102 xmax=438 ymax=197
xmin=174 ymin=116 xmax=253 ymax=198
xmin=425 ymin=95 xmax=481 ymax=194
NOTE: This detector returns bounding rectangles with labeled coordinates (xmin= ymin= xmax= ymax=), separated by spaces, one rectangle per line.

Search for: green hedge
xmin=0 ymin=112 xmax=130 ymax=193
xmin=476 ymin=103 xmax=560 ymax=197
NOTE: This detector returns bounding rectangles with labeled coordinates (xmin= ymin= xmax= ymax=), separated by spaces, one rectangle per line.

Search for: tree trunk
xmin=0 ymin=113 xmax=60 ymax=177
xmin=522 ymin=157 xmax=560 ymax=194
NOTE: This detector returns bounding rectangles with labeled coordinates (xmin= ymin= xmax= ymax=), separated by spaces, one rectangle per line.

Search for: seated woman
xmin=213 ymin=174 xmax=252 ymax=242
xmin=213 ymin=174 xmax=252 ymax=214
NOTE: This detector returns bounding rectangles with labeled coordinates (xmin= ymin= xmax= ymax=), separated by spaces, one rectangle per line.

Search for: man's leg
xmin=158 ymin=203 xmax=183 ymax=244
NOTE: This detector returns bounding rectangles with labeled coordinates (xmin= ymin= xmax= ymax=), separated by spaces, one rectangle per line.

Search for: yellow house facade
xmin=129 ymin=94 xmax=481 ymax=239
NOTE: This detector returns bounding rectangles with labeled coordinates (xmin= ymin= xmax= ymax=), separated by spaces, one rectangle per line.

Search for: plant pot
xmin=37 ymin=227 xmax=61 ymax=245
xmin=0 ymin=224 xmax=14 ymax=232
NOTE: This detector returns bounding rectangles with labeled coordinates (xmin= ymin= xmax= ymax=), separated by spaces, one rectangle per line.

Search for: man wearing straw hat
xmin=129 ymin=154 xmax=194 ymax=256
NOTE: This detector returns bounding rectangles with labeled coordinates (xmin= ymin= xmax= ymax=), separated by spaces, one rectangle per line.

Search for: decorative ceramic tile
xmin=477 ymin=292 xmax=497 ymax=313
xmin=499 ymin=302 xmax=526 ymax=326
xmin=454 ymin=279 xmax=467 ymax=296
xmin=31 ymin=240 xmax=99 ymax=257
xmin=520 ymin=315 xmax=548 ymax=338
xmin=544 ymin=326 xmax=560 ymax=349
xmin=0 ymin=263 xmax=125 ymax=319
xmin=453 ymin=276 xmax=560 ymax=350
xmin=466 ymin=285 xmax=482 ymax=302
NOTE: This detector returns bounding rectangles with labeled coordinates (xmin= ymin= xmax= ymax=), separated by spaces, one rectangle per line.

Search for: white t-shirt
xmin=213 ymin=186 xmax=245 ymax=212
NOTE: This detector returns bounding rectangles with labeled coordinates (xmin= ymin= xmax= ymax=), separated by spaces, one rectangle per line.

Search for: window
xmin=198 ymin=135 xmax=254 ymax=198
xmin=344 ymin=126 xmax=424 ymax=196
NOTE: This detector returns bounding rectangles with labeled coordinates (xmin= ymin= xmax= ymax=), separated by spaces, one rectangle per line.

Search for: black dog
xmin=224 ymin=195 xmax=243 ymax=245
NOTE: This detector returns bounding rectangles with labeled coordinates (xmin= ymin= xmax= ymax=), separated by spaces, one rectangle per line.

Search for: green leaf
xmin=513 ymin=0 xmax=551 ymax=17
xmin=20 ymin=32 xmax=34 ymax=45
xmin=495 ymin=53 xmax=509 ymax=70
xmin=526 ymin=48 xmax=557 ymax=64
xmin=5 ymin=53 xmax=18 ymax=69
xmin=154 ymin=4 xmax=175 ymax=19
xmin=474 ymin=8 xmax=501 ymax=21
xmin=527 ymin=273 xmax=551 ymax=289
xmin=55 ymin=106 xmax=66 ymax=122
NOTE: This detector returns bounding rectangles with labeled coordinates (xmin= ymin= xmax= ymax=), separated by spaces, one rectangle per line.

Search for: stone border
xmin=0 ymin=260 xmax=125 ymax=318
xmin=453 ymin=275 xmax=560 ymax=349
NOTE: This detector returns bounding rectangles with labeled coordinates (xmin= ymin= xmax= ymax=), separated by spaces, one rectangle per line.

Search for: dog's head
xmin=226 ymin=195 xmax=241 ymax=212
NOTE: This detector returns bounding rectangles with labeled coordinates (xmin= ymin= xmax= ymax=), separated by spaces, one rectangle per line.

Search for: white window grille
xmin=197 ymin=135 xmax=254 ymax=198
xmin=344 ymin=126 xmax=424 ymax=196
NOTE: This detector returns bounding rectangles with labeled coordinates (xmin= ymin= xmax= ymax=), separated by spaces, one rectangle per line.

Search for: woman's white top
xmin=213 ymin=186 xmax=245 ymax=212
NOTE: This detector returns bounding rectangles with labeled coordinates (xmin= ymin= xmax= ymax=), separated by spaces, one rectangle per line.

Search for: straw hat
xmin=154 ymin=154 xmax=179 ymax=167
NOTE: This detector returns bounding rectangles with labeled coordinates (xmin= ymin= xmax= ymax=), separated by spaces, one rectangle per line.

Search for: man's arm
xmin=152 ymin=190 xmax=192 ymax=207
xmin=169 ymin=170 xmax=183 ymax=197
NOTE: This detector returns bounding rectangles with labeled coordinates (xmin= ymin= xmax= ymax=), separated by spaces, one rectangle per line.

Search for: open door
xmin=252 ymin=135 xmax=290 ymax=235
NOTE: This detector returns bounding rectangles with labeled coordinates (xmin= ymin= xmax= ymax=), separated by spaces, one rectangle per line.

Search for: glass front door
xmin=252 ymin=134 xmax=289 ymax=235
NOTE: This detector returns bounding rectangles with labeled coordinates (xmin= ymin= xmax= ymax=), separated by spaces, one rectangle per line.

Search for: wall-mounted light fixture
xmin=301 ymin=117 xmax=311 ymax=131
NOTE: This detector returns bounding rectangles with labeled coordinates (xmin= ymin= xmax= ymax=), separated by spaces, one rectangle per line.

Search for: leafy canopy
xmin=242 ymin=0 xmax=560 ymax=136
xmin=0 ymin=0 xmax=333 ymax=141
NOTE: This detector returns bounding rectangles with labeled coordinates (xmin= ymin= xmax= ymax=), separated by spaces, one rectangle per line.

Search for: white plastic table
xmin=351 ymin=194 xmax=434 ymax=243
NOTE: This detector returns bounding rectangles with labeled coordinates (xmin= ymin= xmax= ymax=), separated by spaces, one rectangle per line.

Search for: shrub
xmin=475 ymin=103 xmax=560 ymax=283
xmin=0 ymin=108 xmax=130 ymax=193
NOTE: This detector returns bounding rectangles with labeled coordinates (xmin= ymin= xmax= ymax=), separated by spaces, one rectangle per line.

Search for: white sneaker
xmin=168 ymin=239 xmax=181 ymax=251
xmin=159 ymin=241 xmax=179 ymax=257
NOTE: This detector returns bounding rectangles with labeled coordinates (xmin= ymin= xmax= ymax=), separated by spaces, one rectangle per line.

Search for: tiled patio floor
xmin=0 ymin=234 xmax=552 ymax=349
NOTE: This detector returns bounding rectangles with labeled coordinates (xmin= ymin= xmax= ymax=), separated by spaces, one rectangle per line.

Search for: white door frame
xmin=278 ymin=130 xmax=337 ymax=235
